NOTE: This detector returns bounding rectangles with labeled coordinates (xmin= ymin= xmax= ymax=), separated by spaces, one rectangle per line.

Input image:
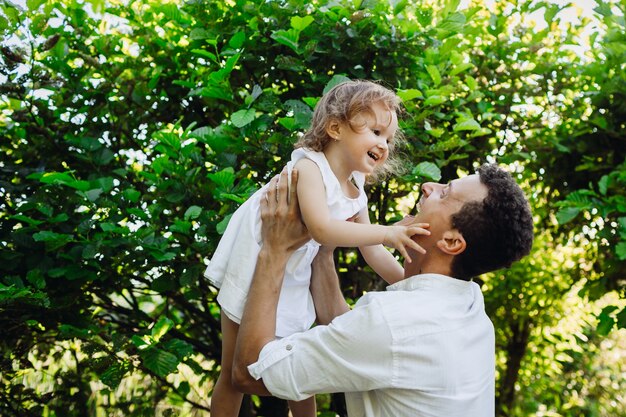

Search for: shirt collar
xmin=386 ymin=273 xmax=475 ymax=293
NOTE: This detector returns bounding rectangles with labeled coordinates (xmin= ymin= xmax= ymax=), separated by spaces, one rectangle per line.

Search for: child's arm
xmin=355 ymin=208 xmax=405 ymax=285
xmin=295 ymin=158 xmax=429 ymax=262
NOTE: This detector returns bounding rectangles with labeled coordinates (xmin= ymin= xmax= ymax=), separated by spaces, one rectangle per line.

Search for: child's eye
xmin=372 ymin=129 xmax=381 ymax=136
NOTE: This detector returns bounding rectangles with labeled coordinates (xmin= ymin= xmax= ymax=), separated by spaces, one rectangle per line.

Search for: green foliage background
xmin=1 ymin=0 xmax=625 ymax=416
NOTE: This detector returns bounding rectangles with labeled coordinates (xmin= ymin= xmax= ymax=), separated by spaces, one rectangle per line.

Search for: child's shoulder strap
xmin=289 ymin=148 xmax=331 ymax=179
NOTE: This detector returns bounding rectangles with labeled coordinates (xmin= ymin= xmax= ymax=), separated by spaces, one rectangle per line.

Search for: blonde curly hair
xmin=295 ymin=80 xmax=405 ymax=180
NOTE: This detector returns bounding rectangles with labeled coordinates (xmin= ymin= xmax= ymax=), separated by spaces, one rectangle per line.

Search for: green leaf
xmin=8 ymin=214 xmax=43 ymax=226
xmin=285 ymin=99 xmax=312 ymax=129
xmin=33 ymin=231 xmax=73 ymax=245
xmin=39 ymin=172 xmax=91 ymax=191
xmin=141 ymin=347 xmax=180 ymax=377
xmin=191 ymin=48 xmax=217 ymax=62
xmin=597 ymin=306 xmax=618 ymax=335
xmin=231 ymin=109 xmax=256 ymax=128
xmin=184 ymin=205 xmax=202 ymax=220
xmin=426 ymin=65 xmax=442 ymax=86
xmin=417 ymin=9 xmax=433 ymax=26
xmin=556 ymin=206 xmax=581 ymax=224
xmin=151 ymin=317 xmax=174 ymax=342
xmin=177 ymin=381 xmax=191 ymax=397
xmin=27 ymin=0 xmax=46 ymax=11
xmin=426 ymin=127 xmax=445 ymax=138
xmin=196 ymin=84 xmax=233 ymax=101
xmin=189 ymin=28 xmax=211 ymax=40
xmin=59 ymin=324 xmax=91 ymax=339
xmin=150 ymin=251 xmax=177 ymax=262
xmin=228 ymin=31 xmax=246 ymax=49
xmin=100 ymin=363 xmax=128 ymax=389
xmin=615 ymin=242 xmax=626 ymax=260
xmin=245 ymin=84 xmax=263 ymax=106
xmin=450 ymin=62 xmax=473 ymax=76
xmin=170 ymin=220 xmax=191 ymax=235
xmin=323 ymin=75 xmax=351 ymax=94
xmin=465 ymin=76 xmax=478 ymax=90
xmin=123 ymin=188 xmax=141 ymax=203
xmin=164 ymin=338 xmax=194 ymax=360
xmin=397 ymin=89 xmax=423 ymax=102
xmin=271 ymin=29 xmax=299 ymax=52
xmin=598 ymin=175 xmax=609 ymax=195
xmin=131 ymin=335 xmax=149 ymax=348
xmin=217 ymin=213 xmax=233 ymax=234
xmin=453 ymin=119 xmax=481 ymax=131
xmin=93 ymin=148 xmax=115 ymax=165
xmin=291 ymin=15 xmax=314 ymax=31
xmin=278 ymin=117 xmax=296 ymax=131
xmin=424 ymin=95 xmax=447 ymax=106
xmin=26 ymin=269 xmax=46 ymax=289
xmin=412 ymin=162 xmax=442 ymax=181
xmin=82 ymin=188 xmax=103 ymax=202
xmin=208 ymin=168 xmax=235 ymax=189
xmin=158 ymin=3 xmax=182 ymax=22
xmin=591 ymin=116 xmax=608 ymax=130
xmin=437 ymin=12 xmax=466 ymax=33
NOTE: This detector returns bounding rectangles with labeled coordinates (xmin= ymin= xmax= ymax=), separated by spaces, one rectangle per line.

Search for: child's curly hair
xmin=294 ymin=80 xmax=406 ymax=181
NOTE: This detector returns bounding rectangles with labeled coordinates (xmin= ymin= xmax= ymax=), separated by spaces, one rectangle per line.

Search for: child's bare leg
xmin=210 ymin=311 xmax=243 ymax=417
xmin=288 ymin=396 xmax=316 ymax=417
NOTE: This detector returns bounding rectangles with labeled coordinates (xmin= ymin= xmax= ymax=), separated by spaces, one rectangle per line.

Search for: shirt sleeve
xmin=247 ymin=294 xmax=395 ymax=401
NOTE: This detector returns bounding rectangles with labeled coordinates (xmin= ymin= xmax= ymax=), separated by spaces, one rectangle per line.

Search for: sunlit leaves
xmin=271 ymin=15 xmax=315 ymax=54
xmin=141 ymin=347 xmax=179 ymax=378
xmin=2 ymin=0 xmax=625 ymax=415
xmin=231 ymin=108 xmax=256 ymax=128
xmin=410 ymin=162 xmax=441 ymax=181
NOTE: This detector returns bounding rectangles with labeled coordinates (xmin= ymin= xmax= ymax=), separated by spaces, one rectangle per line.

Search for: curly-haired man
xmin=232 ymin=164 xmax=534 ymax=417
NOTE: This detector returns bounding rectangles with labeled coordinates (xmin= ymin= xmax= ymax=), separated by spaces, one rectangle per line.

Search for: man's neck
xmin=404 ymin=258 xmax=452 ymax=279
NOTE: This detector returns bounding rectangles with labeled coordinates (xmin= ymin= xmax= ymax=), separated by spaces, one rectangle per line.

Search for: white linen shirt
xmin=248 ymin=273 xmax=495 ymax=417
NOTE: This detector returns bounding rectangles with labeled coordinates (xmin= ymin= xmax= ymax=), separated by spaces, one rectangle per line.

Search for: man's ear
xmin=326 ymin=119 xmax=342 ymax=140
xmin=436 ymin=230 xmax=466 ymax=256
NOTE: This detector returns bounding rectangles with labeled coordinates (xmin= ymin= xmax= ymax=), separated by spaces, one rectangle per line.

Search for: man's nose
xmin=421 ymin=182 xmax=434 ymax=197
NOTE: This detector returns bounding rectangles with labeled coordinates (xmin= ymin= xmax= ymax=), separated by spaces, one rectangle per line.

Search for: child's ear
xmin=436 ymin=230 xmax=466 ymax=256
xmin=326 ymin=119 xmax=342 ymax=140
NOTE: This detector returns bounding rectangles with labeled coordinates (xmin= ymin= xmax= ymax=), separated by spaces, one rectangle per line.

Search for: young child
xmin=205 ymin=80 xmax=429 ymax=417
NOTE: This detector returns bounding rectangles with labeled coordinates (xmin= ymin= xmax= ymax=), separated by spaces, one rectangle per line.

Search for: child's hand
xmin=383 ymin=223 xmax=430 ymax=263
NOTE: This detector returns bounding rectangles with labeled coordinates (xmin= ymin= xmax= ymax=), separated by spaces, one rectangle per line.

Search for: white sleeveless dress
xmin=204 ymin=148 xmax=368 ymax=337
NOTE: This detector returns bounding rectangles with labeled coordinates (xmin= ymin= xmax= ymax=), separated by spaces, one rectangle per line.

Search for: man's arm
xmin=310 ymin=246 xmax=349 ymax=325
xmin=232 ymin=168 xmax=310 ymax=394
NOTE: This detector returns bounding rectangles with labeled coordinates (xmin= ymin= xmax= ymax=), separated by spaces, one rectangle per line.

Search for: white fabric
xmin=204 ymin=148 xmax=368 ymax=337
xmin=248 ymin=274 xmax=495 ymax=417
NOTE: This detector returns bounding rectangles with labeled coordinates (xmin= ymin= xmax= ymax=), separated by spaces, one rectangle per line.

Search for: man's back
xmin=344 ymin=274 xmax=495 ymax=416
xmin=249 ymin=273 xmax=495 ymax=417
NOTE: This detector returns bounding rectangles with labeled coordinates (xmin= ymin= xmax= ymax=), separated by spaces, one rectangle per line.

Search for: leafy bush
xmin=1 ymin=0 xmax=624 ymax=416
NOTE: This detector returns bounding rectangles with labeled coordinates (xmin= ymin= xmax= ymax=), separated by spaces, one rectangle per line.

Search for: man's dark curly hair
xmin=450 ymin=164 xmax=534 ymax=280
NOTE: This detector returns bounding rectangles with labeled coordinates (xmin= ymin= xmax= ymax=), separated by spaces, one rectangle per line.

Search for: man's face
xmin=409 ymin=175 xmax=487 ymax=258
xmin=414 ymin=174 xmax=488 ymax=243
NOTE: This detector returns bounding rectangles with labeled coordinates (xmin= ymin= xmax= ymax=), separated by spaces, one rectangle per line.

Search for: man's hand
xmin=260 ymin=168 xmax=310 ymax=255
xmin=232 ymin=167 xmax=310 ymax=395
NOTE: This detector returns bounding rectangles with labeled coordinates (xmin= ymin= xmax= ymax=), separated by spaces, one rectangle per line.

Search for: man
xmin=232 ymin=164 xmax=534 ymax=416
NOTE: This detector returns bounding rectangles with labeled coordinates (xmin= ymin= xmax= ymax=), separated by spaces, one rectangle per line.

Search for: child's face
xmin=337 ymin=102 xmax=398 ymax=175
